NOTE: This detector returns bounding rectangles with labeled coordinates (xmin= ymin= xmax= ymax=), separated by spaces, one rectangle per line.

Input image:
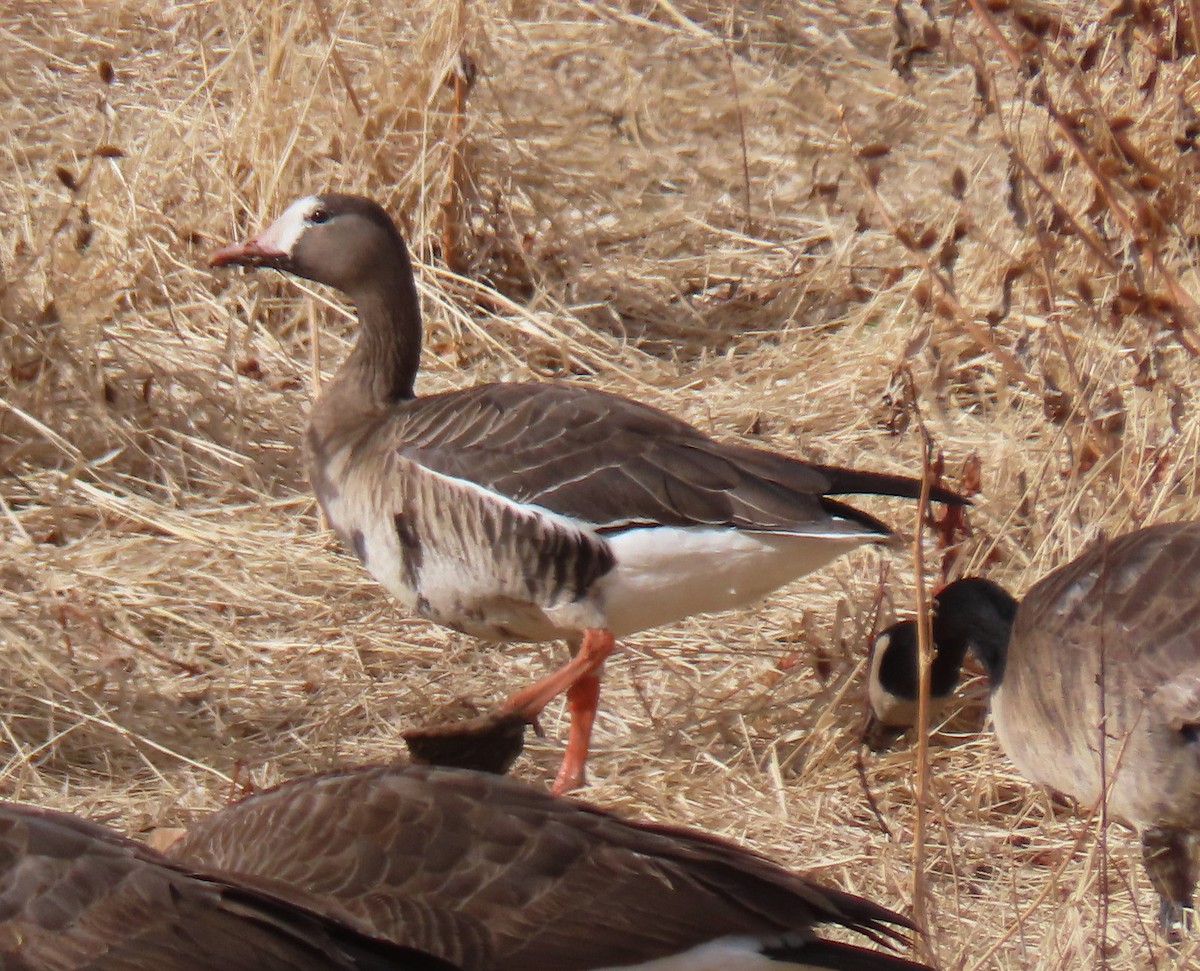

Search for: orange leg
xmin=497 ymin=628 xmax=614 ymax=723
xmin=403 ymin=628 xmax=616 ymax=787
xmin=552 ymin=669 xmax=602 ymax=794
xmin=500 ymin=627 xmax=614 ymax=794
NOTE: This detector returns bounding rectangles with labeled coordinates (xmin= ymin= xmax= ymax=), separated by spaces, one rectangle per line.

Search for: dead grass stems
xmin=3 ymin=2 xmax=1200 ymax=968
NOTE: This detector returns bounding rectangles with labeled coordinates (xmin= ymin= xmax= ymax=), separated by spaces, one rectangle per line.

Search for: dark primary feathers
xmin=169 ymin=764 xmax=931 ymax=971
xmin=0 ymin=802 xmax=457 ymax=971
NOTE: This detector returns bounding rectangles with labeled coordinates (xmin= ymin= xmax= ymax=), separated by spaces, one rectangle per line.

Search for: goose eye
xmin=308 ymin=208 xmax=331 ymax=225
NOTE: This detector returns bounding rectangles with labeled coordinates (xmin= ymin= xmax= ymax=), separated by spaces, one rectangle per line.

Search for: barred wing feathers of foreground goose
xmin=0 ymin=802 xmax=458 ymax=971
xmin=170 ymin=764 xmax=936 ymax=971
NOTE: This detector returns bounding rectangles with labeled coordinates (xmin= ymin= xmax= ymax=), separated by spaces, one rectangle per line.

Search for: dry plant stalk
xmin=439 ymin=0 xmax=474 ymax=276
xmin=910 ymin=430 xmax=935 ymax=966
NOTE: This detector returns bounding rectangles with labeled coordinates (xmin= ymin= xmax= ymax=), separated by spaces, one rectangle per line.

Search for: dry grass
xmin=3 ymin=1 xmax=1200 ymax=967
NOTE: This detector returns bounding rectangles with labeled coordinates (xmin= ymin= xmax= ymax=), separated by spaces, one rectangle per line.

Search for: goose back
xmin=994 ymin=521 xmax=1200 ymax=829
xmin=169 ymin=765 xmax=929 ymax=971
xmin=0 ymin=803 xmax=455 ymax=971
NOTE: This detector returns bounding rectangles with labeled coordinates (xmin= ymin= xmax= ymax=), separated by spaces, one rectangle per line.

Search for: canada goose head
xmin=865 ymin=577 xmax=1018 ymax=748
xmin=866 ymin=622 xmax=959 ymax=750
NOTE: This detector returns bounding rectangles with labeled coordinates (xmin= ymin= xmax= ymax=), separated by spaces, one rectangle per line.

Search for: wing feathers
xmin=169 ymin=766 xmax=919 ymax=971
xmin=370 ymin=383 xmax=957 ymax=534
xmin=0 ymin=803 xmax=456 ymax=971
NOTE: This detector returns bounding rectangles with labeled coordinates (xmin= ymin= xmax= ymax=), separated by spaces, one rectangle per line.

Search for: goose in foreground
xmin=865 ymin=522 xmax=1200 ymax=931
xmin=169 ymin=763 xmax=935 ymax=971
xmin=0 ymin=802 xmax=456 ymax=971
xmin=210 ymin=193 xmax=966 ymax=793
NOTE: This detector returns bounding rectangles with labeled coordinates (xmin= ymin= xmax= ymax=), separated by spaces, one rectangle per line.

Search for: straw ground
xmin=3 ymin=1 xmax=1200 ymax=967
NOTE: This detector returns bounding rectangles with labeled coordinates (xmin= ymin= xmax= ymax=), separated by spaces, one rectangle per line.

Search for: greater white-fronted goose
xmin=169 ymin=763 xmax=933 ymax=971
xmin=865 ymin=522 xmax=1200 ymax=930
xmin=0 ymin=801 xmax=456 ymax=971
xmin=210 ymin=193 xmax=965 ymax=792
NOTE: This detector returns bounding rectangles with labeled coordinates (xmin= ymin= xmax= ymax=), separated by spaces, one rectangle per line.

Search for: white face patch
xmin=256 ymin=195 xmax=323 ymax=255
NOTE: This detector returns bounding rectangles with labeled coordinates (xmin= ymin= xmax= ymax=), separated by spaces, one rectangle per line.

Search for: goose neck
xmin=933 ymin=578 xmax=1018 ymax=688
xmin=341 ymin=278 xmax=422 ymax=405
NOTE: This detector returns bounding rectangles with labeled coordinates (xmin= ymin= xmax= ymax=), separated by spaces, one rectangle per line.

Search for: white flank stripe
xmin=414 ymin=464 xmax=601 ymax=540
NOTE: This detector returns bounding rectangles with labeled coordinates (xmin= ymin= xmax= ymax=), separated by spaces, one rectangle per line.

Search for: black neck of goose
xmin=932 ymin=577 xmax=1018 ymax=688
xmin=343 ymin=247 xmax=422 ymax=404
xmin=928 ymin=624 xmax=972 ymax=696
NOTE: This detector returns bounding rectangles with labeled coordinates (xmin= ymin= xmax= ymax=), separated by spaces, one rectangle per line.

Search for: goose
xmin=864 ymin=577 xmax=1012 ymax=750
xmin=210 ymin=192 xmax=966 ymax=793
xmin=0 ymin=801 xmax=457 ymax=971
xmin=168 ymin=763 xmax=935 ymax=971
xmin=865 ymin=522 xmax=1200 ymax=930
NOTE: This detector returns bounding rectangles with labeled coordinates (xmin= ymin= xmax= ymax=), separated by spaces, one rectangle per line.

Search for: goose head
xmin=865 ymin=576 xmax=1017 ymax=748
xmin=210 ymin=193 xmax=422 ymax=403
xmin=210 ymin=194 xmax=408 ymax=302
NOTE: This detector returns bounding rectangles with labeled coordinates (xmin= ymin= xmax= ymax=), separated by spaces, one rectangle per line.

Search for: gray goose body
xmin=310 ymin=378 xmax=931 ymax=642
xmin=995 ymin=523 xmax=1200 ymax=831
xmin=866 ymin=521 xmax=1200 ymax=928
xmin=0 ymin=802 xmax=455 ymax=971
xmin=168 ymin=764 xmax=933 ymax=971
xmin=211 ymin=193 xmax=965 ymax=790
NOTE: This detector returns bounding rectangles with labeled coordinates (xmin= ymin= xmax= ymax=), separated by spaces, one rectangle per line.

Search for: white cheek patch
xmin=257 ymin=195 xmax=322 ymax=255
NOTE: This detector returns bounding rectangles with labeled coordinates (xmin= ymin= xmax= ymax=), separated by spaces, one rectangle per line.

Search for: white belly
xmin=598 ymin=525 xmax=876 ymax=637
xmin=320 ymin=442 xmax=877 ymax=641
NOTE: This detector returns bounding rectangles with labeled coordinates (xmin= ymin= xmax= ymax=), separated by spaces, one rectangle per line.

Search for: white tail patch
xmin=600 ymin=525 xmax=875 ymax=637
xmin=594 ymin=936 xmax=780 ymax=971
